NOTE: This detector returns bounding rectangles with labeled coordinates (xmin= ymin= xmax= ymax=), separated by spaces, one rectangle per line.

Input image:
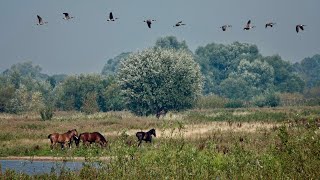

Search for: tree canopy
xmin=117 ymin=48 xmax=203 ymax=116
xmin=294 ymin=54 xmax=320 ymax=88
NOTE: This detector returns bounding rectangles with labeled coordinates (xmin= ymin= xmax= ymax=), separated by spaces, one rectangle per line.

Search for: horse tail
xmin=48 ymin=134 xmax=52 ymax=139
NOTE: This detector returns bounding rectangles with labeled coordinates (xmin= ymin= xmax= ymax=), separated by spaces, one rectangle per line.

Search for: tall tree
xmin=220 ymin=59 xmax=274 ymax=100
xmin=264 ymin=55 xmax=304 ymax=93
xmin=294 ymin=54 xmax=320 ymax=88
xmin=101 ymin=52 xmax=131 ymax=76
xmin=117 ymin=48 xmax=203 ymax=116
xmin=195 ymin=42 xmax=260 ymax=94
xmin=154 ymin=36 xmax=191 ymax=52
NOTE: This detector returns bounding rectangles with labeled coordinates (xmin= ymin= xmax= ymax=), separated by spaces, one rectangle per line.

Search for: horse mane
xmin=67 ymin=129 xmax=77 ymax=133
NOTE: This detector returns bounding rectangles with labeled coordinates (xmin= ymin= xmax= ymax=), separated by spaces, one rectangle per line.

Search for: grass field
xmin=0 ymin=106 xmax=319 ymax=179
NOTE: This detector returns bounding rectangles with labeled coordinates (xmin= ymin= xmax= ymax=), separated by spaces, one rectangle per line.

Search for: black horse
xmin=136 ymin=128 xmax=156 ymax=147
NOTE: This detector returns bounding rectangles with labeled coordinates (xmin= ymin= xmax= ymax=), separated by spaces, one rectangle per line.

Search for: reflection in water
xmin=0 ymin=160 xmax=84 ymax=175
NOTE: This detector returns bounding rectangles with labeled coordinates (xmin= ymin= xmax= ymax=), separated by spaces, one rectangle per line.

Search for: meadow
xmin=0 ymin=106 xmax=319 ymax=179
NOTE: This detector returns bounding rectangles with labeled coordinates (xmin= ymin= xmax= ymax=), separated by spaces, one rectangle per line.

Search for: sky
xmin=0 ymin=0 xmax=319 ymax=75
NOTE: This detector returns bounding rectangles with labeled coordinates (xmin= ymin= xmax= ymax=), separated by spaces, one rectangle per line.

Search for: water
xmin=0 ymin=159 xmax=83 ymax=175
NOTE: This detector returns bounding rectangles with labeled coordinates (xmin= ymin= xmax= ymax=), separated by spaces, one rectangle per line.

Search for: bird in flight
xmin=243 ymin=20 xmax=255 ymax=30
xmin=173 ymin=21 xmax=186 ymax=27
xmin=107 ymin=12 xmax=118 ymax=21
xmin=220 ymin=25 xmax=232 ymax=31
xmin=63 ymin=13 xmax=74 ymax=20
xmin=296 ymin=24 xmax=306 ymax=33
xmin=144 ymin=19 xmax=156 ymax=28
xmin=265 ymin=22 xmax=276 ymax=28
xmin=36 ymin=15 xmax=48 ymax=25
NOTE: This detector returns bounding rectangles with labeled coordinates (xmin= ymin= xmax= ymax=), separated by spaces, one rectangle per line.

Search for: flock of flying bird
xmin=37 ymin=12 xmax=307 ymax=33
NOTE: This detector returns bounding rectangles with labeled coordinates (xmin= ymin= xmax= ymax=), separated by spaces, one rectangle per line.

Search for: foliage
xmin=195 ymin=41 xmax=260 ymax=94
xmin=221 ymin=59 xmax=274 ymax=100
xmin=104 ymin=82 xmax=125 ymax=111
xmin=39 ymin=106 xmax=54 ymax=121
xmin=264 ymin=55 xmax=304 ymax=93
xmin=2 ymin=61 xmax=48 ymax=82
xmin=55 ymin=74 xmax=105 ymax=111
xmin=0 ymin=62 xmax=53 ymax=113
xmin=81 ymin=92 xmax=100 ymax=114
xmin=154 ymin=36 xmax=191 ymax=52
xmin=253 ymin=92 xmax=280 ymax=107
xmin=220 ymin=77 xmax=251 ymax=100
xmin=117 ymin=48 xmax=203 ymax=116
xmin=1 ymin=118 xmax=320 ymax=179
xmin=294 ymin=54 xmax=320 ymax=88
xmin=0 ymin=82 xmax=15 ymax=112
xmin=195 ymin=95 xmax=227 ymax=109
xmin=101 ymin=52 xmax=131 ymax=76
xmin=224 ymin=100 xmax=244 ymax=108
xmin=46 ymin=74 xmax=67 ymax=88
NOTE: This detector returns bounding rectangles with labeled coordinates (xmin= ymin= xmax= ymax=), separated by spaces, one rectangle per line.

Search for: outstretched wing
xmin=296 ymin=25 xmax=299 ymax=33
xmin=300 ymin=25 xmax=304 ymax=31
xmin=37 ymin=15 xmax=42 ymax=24
xmin=63 ymin=13 xmax=69 ymax=18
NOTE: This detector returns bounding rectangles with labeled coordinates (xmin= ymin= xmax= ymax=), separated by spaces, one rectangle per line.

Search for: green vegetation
xmin=117 ymin=48 xmax=203 ymax=116
xmin=1 ymin=36 xmax=320 ymax=178
xmin=0 ymin=108 xmax=319 ymax=179
xmin=1 ymin=37 xmax=320 ymax=115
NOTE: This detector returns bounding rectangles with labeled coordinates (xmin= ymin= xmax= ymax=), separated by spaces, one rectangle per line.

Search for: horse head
xmin=150 ymin=128 xmax=156 ymax=137
xmin=68 ymin=129 xmax=78 ymax=138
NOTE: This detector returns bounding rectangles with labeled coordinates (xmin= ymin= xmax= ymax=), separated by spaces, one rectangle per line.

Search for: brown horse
xmin=136 ymin=128 xmax=156 ymax=147
xmin=48 ymin=129 xmax=78 ymax=149
xmin=75 ymin=132 xmax=108 ymax=147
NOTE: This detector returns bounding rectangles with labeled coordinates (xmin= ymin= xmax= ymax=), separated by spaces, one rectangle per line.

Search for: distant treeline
xmin=0 ymin=36 xmax=319 ymax=115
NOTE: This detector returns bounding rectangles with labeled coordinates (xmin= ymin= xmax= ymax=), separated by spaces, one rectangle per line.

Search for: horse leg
xmin=50 ymin=141 xmax=56 ymax=150
xmin=60 ymin=143 xmax=65 ymax=150
xmin=138 ymin=140 xmax=142 ymax=147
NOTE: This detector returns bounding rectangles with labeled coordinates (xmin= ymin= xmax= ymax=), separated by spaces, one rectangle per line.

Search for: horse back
xmin=136 ymin=131 xmax=145 ymax=141
xmin=80 ymin=132 xmax=107 ymax=143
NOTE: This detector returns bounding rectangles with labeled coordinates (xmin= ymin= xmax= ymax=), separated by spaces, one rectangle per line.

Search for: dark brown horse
xmin=75 ymin=132 xmax=108 ymax=147
xmin=136 ymin=128 xmax=156 ymax=147
xmin=48 ymin=129 xmax=78 ymax=149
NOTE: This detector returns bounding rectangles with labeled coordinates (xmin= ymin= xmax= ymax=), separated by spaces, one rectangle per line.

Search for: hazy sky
xmin=0 ymin=0 xmax=319 ymax=75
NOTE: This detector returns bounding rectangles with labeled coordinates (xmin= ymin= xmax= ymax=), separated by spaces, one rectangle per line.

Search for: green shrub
xmin=195 ymin=95 xmax=227 ymax=109
xmin=39 ymin=106 xmax=54 ymax=120
xmin=253 ymin=93 xmax=280 ymax=107
xmin=224 ymin=100 xmax=244 ymax=108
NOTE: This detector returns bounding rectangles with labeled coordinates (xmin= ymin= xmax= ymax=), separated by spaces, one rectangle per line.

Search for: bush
xmin=195 ymin=95 xmax=227 ymax=109
xmin=253 ymin=93 xmax=280 ymax=107
xmin=224 ymin=100 xmax=244 ymax=108
xmin=39 ymin=106 xmax=54 ymax=120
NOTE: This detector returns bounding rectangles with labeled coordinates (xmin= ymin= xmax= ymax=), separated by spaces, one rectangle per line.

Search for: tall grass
xmin=0 ymin=107 xmax=319 ymax=178
xmin=1 ymin=120 xmax=319 ymax=179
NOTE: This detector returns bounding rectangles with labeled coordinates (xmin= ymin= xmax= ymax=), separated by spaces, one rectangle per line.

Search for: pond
xmin=0 ymin=159 xmax=84 ymax=175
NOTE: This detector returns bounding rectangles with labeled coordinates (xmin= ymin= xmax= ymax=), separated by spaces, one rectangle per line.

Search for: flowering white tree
xmin=117 ymin=48 xmax=203 ymax=116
